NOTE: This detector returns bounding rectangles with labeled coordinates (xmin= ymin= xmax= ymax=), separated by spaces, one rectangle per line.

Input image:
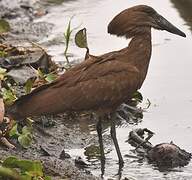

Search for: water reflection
xmin=170 ymin=0 xmax=192 ymax=31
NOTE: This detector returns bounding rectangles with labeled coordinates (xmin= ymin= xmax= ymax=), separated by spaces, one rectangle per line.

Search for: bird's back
xmin=8 ymin=51 xmax=141 ymax=119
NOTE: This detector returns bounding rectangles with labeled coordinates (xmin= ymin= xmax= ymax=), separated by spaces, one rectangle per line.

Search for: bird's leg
xmin=96 ymin=116 xmax=105 ymax=176
xmin=110 ymin=113 xmax=124 ymax=167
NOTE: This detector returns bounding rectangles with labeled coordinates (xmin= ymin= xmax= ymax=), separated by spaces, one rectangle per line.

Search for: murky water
xmin=36 ymin=0 xmax=192 ymax=179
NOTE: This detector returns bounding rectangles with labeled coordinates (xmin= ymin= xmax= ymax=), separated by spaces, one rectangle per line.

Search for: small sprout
xmin=75 ymin=28 xmax=88 ymax=49
xmin=63 ymin=16 xmax=80 ymax=65
xmin=64 ymin=18 xmax=73 ymax=57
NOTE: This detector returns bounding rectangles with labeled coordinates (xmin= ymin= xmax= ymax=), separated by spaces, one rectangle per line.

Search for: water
xmin=36 ymin=0 xmax=192 ymax=179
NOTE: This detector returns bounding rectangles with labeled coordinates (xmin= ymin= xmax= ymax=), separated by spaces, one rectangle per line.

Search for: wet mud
xmin=0 ymin=114 xmax=101 ymax=179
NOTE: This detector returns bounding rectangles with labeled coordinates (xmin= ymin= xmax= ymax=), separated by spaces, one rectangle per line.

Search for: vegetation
xmin=0 ymin=156 xmax=51 ymax=180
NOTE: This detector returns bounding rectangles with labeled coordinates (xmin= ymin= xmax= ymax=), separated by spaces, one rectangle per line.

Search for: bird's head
xmin=108 ymin=5 xmax=186 ymax=38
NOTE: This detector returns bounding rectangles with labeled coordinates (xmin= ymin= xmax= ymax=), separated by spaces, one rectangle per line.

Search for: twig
xmin=29 ymin=41 xmax=47 ymax=52
xmin=0 ymin=137 xmax=15 ymax=149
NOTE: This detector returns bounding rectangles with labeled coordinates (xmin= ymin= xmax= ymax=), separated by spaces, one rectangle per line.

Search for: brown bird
xmin=8 ymin=5 xmax=185 ymax=174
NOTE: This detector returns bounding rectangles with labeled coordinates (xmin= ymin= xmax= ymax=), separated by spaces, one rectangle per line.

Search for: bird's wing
xmin=8 ymin=54 xmax=141 ymax=118
xmin=64 ymin=60 xmax=141 ymax=111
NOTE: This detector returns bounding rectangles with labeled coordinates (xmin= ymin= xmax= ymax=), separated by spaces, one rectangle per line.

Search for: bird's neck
xmin=128 ymin=29 xmax=152 ymax=68
xmin=126 ymin=28 xmax=152 ymax=84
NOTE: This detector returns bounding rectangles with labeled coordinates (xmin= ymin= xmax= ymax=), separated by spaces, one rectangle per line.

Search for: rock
xmin=7 ymin=66 xmax=36 ymax=85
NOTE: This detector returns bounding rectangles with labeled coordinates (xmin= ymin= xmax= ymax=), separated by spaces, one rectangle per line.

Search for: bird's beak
xmin=154 ymin=14 xmax=186 ymax=37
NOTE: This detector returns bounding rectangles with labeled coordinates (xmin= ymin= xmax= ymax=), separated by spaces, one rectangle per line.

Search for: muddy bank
xmin=0 ymin=0 xmax=101 ymax=179
xmin=0 ymin=114 xmax=102 ymax=179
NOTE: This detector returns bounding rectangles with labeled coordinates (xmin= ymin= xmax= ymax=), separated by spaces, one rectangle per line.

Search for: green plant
xmin=63 ymin=17 xmax=82 ymax=66
xmin=24 ymin=79 xmax=35 ymax=94
xmin=9 ymin=124 xmax=33 ymax=148
xmin=75 ymin=28 xmax=89 ymax=59
xmin=0 ymin=156 xmax=51 ymax=180
xmin=1 ymin=87 xmax=17 ymax=106
xmin=0 ymin=50 xmax=7 ymax=57
xmin=64 ymin=18 xmax=73 ymax=64
xmin=37 ymin=68 xmax=58 ymax=83
xmin=0 ymin=67 xmax=7 ymax=80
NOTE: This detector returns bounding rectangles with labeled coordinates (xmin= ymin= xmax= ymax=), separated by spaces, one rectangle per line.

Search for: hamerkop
xmin=8 ymin=5 xmax=185 ymax=174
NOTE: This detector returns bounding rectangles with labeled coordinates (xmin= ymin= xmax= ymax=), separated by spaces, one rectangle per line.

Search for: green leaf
xmin=3 ymin=157 xmax=43 ymax=176
xmin=1 ymin=88 xmax=17 ymax=105
xmin=17 ymin=160 xmax=43 ymax=176
xmin=9 ymin=123 xmax=21 ymax=138
xmin=0 ymin=67 xmax=7 ymax=80
xmin=2 ymin=157 xmax=18 ymax=168
xmin=21 ymin=126 xmax=32 ymax=135
xmin=0 ymin=19 xmax=10 ymax=33
xmin=18 ymin=133 xmax=32 ymax=148
xmin=132 ymin=91 xmax=143 ymax=103
xmin=45 ymin=73 xmax=57 ymax=83
xmin=37 ymin=68 xmax=45 ymax=79
xmin=20 ymin=174 xmax=32 ymax=180
xmin=24 ymin=79 xmax=34 ymax=94
xmin=9 ymin=125 xmax=33 ymax=148
xmin=2 ymin=157 xmax=49 ymax=179
xmin=45 ymin=176 xmax=52 ymax=180
xmin=18 ymin=126 xmax=33 ymax=148
xmin=75 ymin=28 xmax=88 ymax=48
xmin=0 ymin=166 xmax=20 ymax=179
xmin=64 ymin=19 xmax=72 ymax=56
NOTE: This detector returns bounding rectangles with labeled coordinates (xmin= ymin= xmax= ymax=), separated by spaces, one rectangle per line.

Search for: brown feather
xmin=8 ymin=5 xmax=185 ymax=120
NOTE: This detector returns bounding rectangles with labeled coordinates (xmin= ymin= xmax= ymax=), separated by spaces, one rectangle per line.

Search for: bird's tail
xmin=6 ymin=82 xmax=55 ymax=120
